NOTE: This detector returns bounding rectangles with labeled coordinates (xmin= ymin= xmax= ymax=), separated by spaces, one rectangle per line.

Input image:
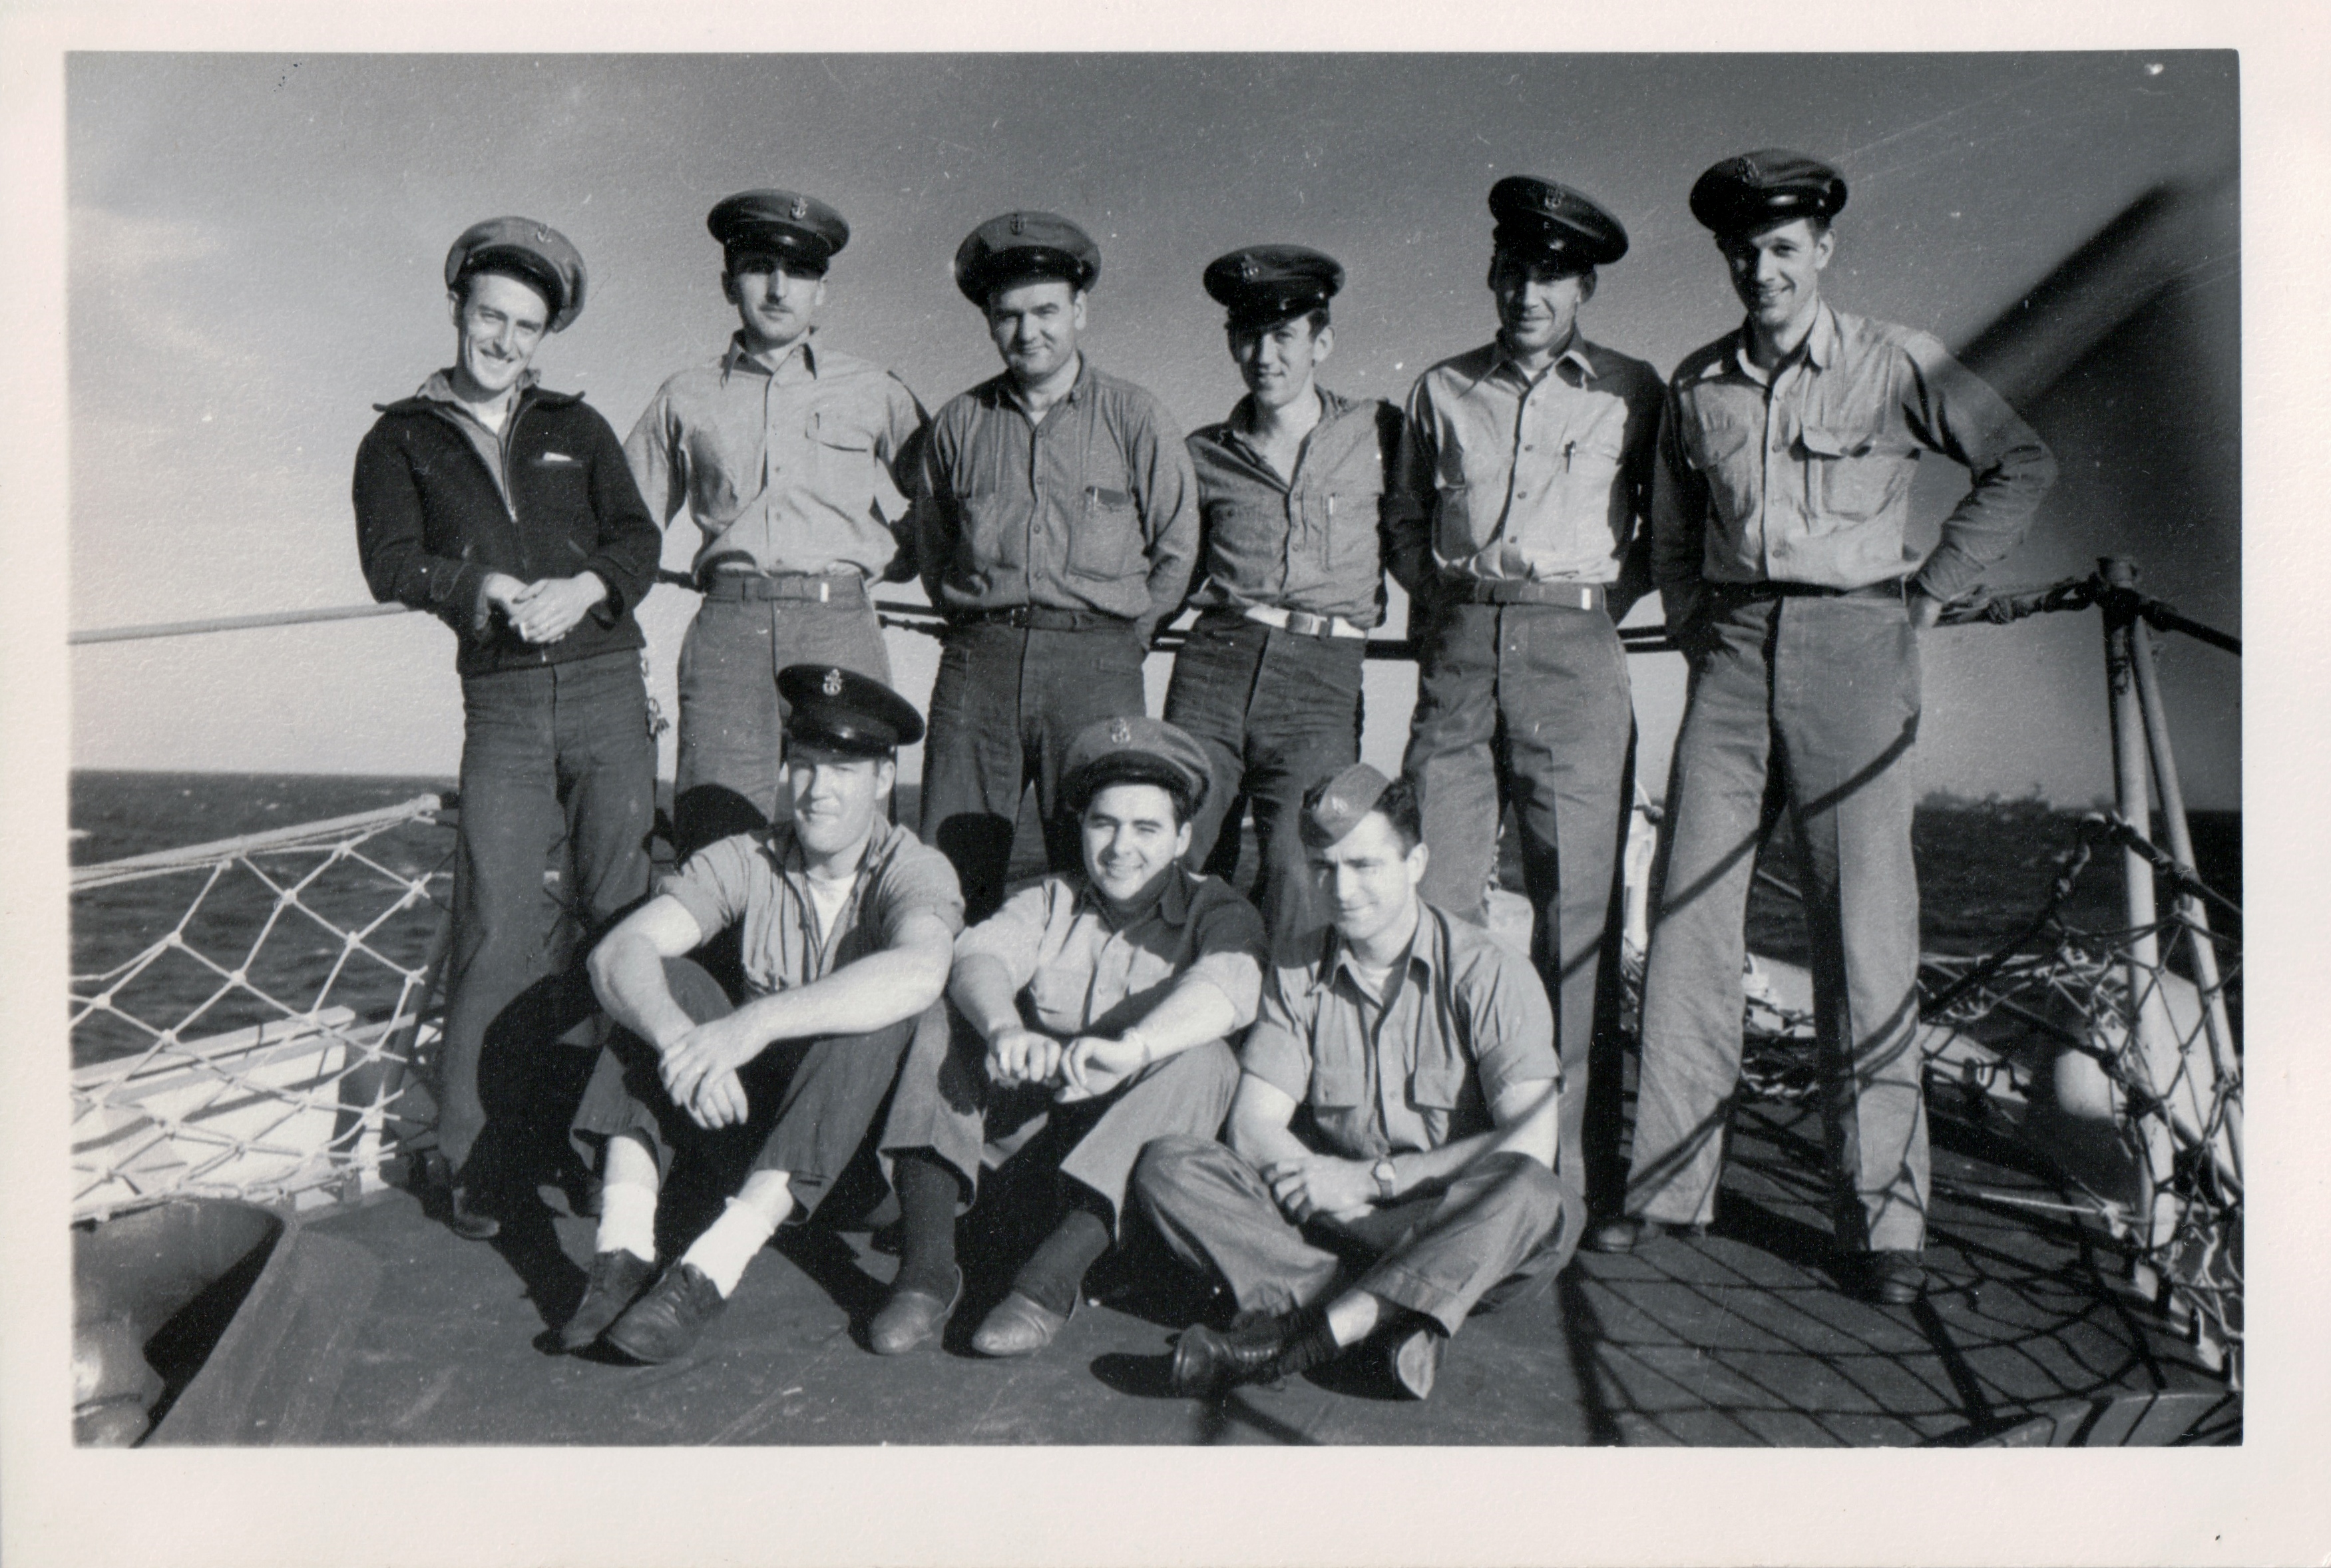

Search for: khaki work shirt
xmin=1240 ymin=902 xmax=1558 ymax=1159
xmin=914 ymin=355 xmax=1198 ymax=645
xmin=1390 ymin=337 xmax=1661 ymax=595
xmin=660 ymin=817 xmax=964 ymax=998
xmin=1183 ymin=387 xmax=1402 ymax=629
xmin=953 ymin=865 xmax=1266 ymax=1040
xmin=1651 ymin=304 xmax=2056 ymax=622
xmin=625 ymin=333 xmax=927 ymax=580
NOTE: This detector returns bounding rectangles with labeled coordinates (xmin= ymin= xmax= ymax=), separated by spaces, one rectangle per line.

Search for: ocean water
xmin=68 ymin=771 xmax=2240 ymax=1069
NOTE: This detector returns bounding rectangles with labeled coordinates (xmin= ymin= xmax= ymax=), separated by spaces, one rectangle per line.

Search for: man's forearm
xmin=1227 ymin=1106 xmax=1314 ymax=1171
xmin=591 ymin=932 xmax=699 ymax=1050
xmin=949 ymin=954 xmax=1028 ymax=1042
xmin=1120 ymin=974 xmax=1238 ymax=1060
xmin=721 ymin=942 xmax=951 ymax=1055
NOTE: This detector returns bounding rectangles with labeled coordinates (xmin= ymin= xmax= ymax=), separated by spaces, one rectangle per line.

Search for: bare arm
xmin=1059 ymin=970 xmax=1244 ymax=1101
xmin=588 ymin=895 xmax=712 ymax=1052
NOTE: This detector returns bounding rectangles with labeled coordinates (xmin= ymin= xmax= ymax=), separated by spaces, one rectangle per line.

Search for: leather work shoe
xmin=558 ymin=1249 xmax=658 ymax=1352
xmin=868 ymin=1267 xmax=962 ymax=1356
xmin=1169 ymin=1306 xmax=1336 ymax=1398
xmin=602 ymin=1263 xmax=728 ymax=1364
xmin=1386 ymin=1325 xmax=1446 ymax=1401
xmin=1582 ymin=1215 xmax=1709 ymax=1255
xmin=1866 ymin=1249 xmax=1926 ymax=1306
xmin=415 ymin=1151 xmax=502 ymax=1241
xmin=969 ymin=1290 xmax=1070 ymax=1358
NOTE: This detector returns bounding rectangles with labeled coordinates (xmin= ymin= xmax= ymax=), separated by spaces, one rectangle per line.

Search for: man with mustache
xmin=1165 ymin=246 xmax=1401 ymax=940
xmin=1134 ymin=763 xmax=1572 ymax=1401
xmin=1389 ymin=176 xmax=1663 ymax=1227
xmin=626 ymin=190 xmax=928 ymax=854
xmin=562 ymin=666 xmax=965 ymax=1364
xmin=871 ymin=716 xmax=1266 ymax=1358
xmin=1595 ymin=151 xmax=2055 ymax=1305
xmin=352 ymin=218 xmax=661 ymax=1239
xmin=913 ymin=211 xmax=1199 ymax=924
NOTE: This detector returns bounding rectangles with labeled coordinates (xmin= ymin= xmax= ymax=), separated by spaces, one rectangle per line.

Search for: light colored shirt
xmin=953 ymin=865 xmax=1266 ymax=1041
xmin=1651 ymin=303 xmax=2056 ymax=617
xmin=1183 ymin=388 xmax=1401 ymax=628
xmin=659 ymin=817 xmax=964 ymax=998
xmin=625 ymin=332 xmax=927 ymax=580
xmin=914 ymin=356 xmax=1199 ymax=644
xmin=1390 ymin=336 xmax=1661 ymax=592
xmin=1239 ymin=902 xmax=1558 ymax=1160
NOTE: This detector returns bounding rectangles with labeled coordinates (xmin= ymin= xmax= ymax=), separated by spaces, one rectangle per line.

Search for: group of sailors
xmin=351 ymin=145 xmax=2055 ymax=1400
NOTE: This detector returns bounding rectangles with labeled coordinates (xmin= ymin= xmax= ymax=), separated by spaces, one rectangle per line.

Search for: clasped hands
xmin=985 ymin=1025 xmax=1146 ymax=1103
xmin=655 ymin=1012 xmax=763 ymax=1131
xmin=1262 ymin=1153 xmax=1380 ymax=1227
xmin=482 ymin=571 xmax=606 ymax=644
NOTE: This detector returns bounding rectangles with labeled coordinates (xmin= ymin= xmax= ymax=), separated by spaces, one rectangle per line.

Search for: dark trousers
xmin=571 ymin=956 xmax=947 ymax=1219
xmin=439 ymin=651 xmax=656 ymax=1183
xmin=1626 ymin=594 xmax=1929 ymax=1252
xmin=919 ymin=620 xmax=1149 ymax=922
xmin=1402 ymin=600 xmax=1634 ymax=1211
xmin=1134 ymin=1137 xmax=1575 ymax=1337
xmin=674 ymin=590 xmax=891 ymax=852
xmin=1162 ymin=612 xmax=1364 ymax=942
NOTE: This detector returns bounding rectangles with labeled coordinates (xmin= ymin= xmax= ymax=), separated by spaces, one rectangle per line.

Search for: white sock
xmin=678 ymin=1197 xmax=781 ymax=1298
xmin=596 ymin=1179 xmax=658 ymax=1265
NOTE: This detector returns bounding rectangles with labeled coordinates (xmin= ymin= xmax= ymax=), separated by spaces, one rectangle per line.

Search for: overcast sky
xmin=65 ymin=51 xmax=2238 ymax=803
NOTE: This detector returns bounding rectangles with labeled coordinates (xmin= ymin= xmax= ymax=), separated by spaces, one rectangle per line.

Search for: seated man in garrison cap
xmin=626 ymin=190 xmax=928 ymax=855
xmin=1388 ymin=175 xmax=1663 ymax=1227
xmin=561 ymin=666 xmax=965 ymax=1364
xmin=1599 ymin=150 xmax=2055 ymax=1306
xmin=913 ymin=211 xmax=1199 ymax=923
xmin=1163 ymin=246 xmax=1403 ymax=941
xmin=1134 ymin=764 xmax=1574 ymax=1402
xmin=872 ymin=716 xmax=1267 ymax=1359
xmin=353 ymin=218 xmax=661 ymax=1240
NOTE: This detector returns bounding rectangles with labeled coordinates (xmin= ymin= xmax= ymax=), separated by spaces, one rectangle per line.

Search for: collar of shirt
xmin=414 ymin=365 xmax=540 ymax=419
xmin=719 ymin=329 xmax=821 ymax=383
xmin=1071 ymin=860 xmax=1198 ymax=932
xmin=1718 ymin=301 xmax=1841 ymax=387
xmin=1216 ymin=385 xmax=1359 ymax=481
xmin=1460 ymin=335 xmax=1599 ymax=398
xmin=984 ymin=352 xmax=1094 ymax=419
xmin=759 ymin=814 xmax=906 ymax=893
xmin=1313 ymin=899 xmax=1441 ymax=1002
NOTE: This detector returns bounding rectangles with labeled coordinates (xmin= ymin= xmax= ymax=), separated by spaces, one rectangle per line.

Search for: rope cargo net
xmin=71 ymin=796 xmax=456 ymax=1222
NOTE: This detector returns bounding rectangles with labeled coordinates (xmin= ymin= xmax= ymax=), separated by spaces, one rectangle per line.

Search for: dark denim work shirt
xmin=1651 ymin=304 xmax=2057 ymax=624
xmin=914 ymin=356 xmax=1197 ymax=644
xmin=1183 ymin=387 xmax=1402 ymax=630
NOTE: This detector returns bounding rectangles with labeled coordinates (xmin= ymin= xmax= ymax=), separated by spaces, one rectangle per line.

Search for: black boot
xmin=1169 ymin=1305 xmax=1339 ymax=1397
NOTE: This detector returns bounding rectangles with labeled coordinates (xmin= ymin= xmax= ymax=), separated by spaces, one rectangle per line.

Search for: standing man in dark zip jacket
xmin=353 ymin=217 xmax=664 ymax=1238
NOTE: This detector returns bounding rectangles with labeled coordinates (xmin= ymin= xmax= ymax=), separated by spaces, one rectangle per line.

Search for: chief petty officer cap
xmin=953 ymin=211 xmax=1101 ymax=305
xmin=1486 ymin=176 xmax=1629 ymax=274
xmin=707 ymin=189 xmax=851 ymax=277
xmin=1203 ymin=245 xmax=1345 ymax=334
xmin=1299 ymin=761 xmax=1394 ymax=849
xmin=775 ymin=664 xmax=925 ymax=759
xmin=1688 ymin=149 xmax=1848 ymax=237
xmin=1062 ymin=715 xmax=1211 ymax=816
xmin=445 ymin=217 xmax=588 ymax=333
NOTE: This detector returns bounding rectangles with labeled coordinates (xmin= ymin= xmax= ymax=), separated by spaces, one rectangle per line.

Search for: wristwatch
xmin=1371 ymin=1157 xmax=1398 ymax=1202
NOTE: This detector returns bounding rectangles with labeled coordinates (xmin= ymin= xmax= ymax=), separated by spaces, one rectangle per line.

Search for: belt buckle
xmin=1286 ymin=610 xmax=1328 ymax=637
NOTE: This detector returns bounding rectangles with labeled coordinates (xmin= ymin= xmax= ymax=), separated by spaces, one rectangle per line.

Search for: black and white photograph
xmin=4 ymin=7 xmax=2325 ymax=1567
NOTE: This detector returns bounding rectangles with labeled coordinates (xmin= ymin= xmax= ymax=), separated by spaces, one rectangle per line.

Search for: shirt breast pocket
xmin=956 ymin=487 xmax=1024 ymax=571
xmin=805 ymin=409 xmax=879 ymax=514
xmin=1066 ymin=485 xmax=1142 ymax=580
xmin=1408 ymin=1060 xmax=1468 ymax=1113
xmin=1799 ymin=424 xmax=1915 ymax=525
xmin=1322 ymin=489 xmax=1384 ymax=581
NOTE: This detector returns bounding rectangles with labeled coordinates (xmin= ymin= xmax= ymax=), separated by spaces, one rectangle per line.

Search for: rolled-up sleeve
xmin=952 ymin=879 xmax=1056 ymax=990
xmin=1236 ymin=966 xmax=1317 ymax=1101
xmin=657 ymin=835 xmax=759 ymax=944
xmin=1179 ymin=889 xmax=1269 ymax=1026
xmin=871 ymin=841 xmax=966 ymax=944
xmin=1456 ymin=942 xmax=1560 ymax=1106
xmin=1898 ymin=334 xmax=2057 ymax=604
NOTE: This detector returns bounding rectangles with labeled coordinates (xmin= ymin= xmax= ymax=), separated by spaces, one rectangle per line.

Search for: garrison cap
xmin=1062 ymin=715 xmax=1211 ymax=816
xmin=1487 ymin=176 xmax=1629 ymax=273
xmin=444 ymin=217 xmax=587 ymax=332
xmin=954 ymin=211 xmax=1101 ymax=305
xmin=1203 ymin=245 xmax=1345 ymax=334
xmin=775 ymin=664 xmax=925 ymax=758
xmin=707 ymin=189 xmax=850 ymax=276
xmin=1299 ymin=762 xmax=1394 ymax=849
xmin=1689 ymin=149 xmax=1848 ymax=236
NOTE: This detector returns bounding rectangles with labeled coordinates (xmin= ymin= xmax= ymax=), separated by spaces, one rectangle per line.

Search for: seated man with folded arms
xmin=560 ymin=666 xmax=963 ymax=1364
xmin=872 ymin=716 xmax=1268 ymax=1358
xmin=1133 ymin=765 xmax=1577 ymax=1401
